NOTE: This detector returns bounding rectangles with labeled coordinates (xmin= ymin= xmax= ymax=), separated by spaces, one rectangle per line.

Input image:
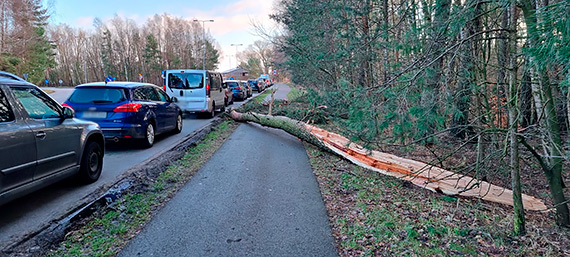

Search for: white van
xmin=164 ymin=70 xmax=226 ymax=118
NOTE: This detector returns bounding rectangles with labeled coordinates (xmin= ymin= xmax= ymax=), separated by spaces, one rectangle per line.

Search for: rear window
xmin=225 ymin=82 xmax=239 ymax=88
xmin=248 ymin=81 xmax=258 ymax=86
xmin=68 ymin=87 xmax=126 ymax=104
xmin=168 ymin=73 xmax=203 ymax=89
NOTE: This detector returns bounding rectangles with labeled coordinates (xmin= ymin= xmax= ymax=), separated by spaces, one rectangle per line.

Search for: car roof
xmin=75 ymin=82 xmax=159 ymax=88
xmin=0 ymin=71 xmax=36 ymax=87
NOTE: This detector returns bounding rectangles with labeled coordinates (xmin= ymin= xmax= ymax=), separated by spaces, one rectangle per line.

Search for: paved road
xmin=0 ymin=86 xmax=256 ymax=249
xmin=119 ymin=123 xmax=338 ymax=257
xmin=263 ymin=83 xmax=291 ymax=103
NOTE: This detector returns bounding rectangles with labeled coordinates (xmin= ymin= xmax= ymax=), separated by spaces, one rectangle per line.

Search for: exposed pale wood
xmin=230 ymin=110 xmax=548 ymax=211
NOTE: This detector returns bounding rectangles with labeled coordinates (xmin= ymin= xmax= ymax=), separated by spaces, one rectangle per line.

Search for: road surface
xmin=119 ymin=122 xmax=338 ymax=256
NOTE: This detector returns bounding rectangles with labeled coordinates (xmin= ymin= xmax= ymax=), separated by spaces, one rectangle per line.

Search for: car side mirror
xmin=62 ymin=106 xmax=75 ymax=119
xmin=171 ymin=97 xmax=178 ymax=103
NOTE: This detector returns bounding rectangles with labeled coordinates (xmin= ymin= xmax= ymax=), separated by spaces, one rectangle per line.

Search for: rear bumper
xmin=101 ymin=124 xmax=145 ymax=140
xmin=176 ymin=99 xmax=209 ymax=113
xmin=233 ymin=92 xmax=245 ymax=98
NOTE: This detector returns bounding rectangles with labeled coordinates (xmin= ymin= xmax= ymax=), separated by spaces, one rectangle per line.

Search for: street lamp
xmin=230 ymin=43 xmax=242 ymax=68
xmin=193 ymin=19 xmax=214 ymax=70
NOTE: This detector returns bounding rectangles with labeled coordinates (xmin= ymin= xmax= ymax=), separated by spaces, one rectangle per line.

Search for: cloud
xmin=73 ymin=16 xmax=96 ymax=30
xmin=181 ymin=0 xmax=275 ymax=37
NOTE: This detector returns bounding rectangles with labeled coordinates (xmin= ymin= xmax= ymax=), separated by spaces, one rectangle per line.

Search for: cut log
xmin=230 ymin=110 xmax=548 ymax=211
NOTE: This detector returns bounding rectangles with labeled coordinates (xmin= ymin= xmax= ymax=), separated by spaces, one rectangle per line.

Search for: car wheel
xmin=207 ymin=103 xmax=215 ymax=118
xmin=220 ymin=103 xmax=226 ymax=112
xmin=78 ymin=141 xmax=103 ymax=184
xmin=173 ymin=114 xmax=183 ymax=134
xmin=142 ymin=122 xmax=155 ymax=148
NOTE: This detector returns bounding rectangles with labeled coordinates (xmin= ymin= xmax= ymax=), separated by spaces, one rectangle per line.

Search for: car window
xmin=0 ymin=88 xmax=15 ymax=122
xmin=134 ymin=87 xmax=160 ymax=101
xmin=211 ymin=73 xmax=221 ymax=91
xmin=226 ymin=82 xmax=239 ymax=88
xmin=68 ymin=87 xmax=126 ymax=104
xmin=133 ymin=87 xmax=147 ymax=100
xmin=11 ymin=87 xmax=60 ymax=119
xmin=168 ymin=73 xmax=203 ymax=89
xmin=145 ymin=87 xmax=160 ymax=101
xmin=156 ymin=88 xmax=169 ymax=102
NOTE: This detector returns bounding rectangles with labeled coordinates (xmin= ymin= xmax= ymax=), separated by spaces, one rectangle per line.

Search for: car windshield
xmin=68 ymin=88 xmax=126 ymax=104
xmin=248 ymin=81 xmax=257 ymax=86
xmin=226 ymin=82 xmax=239 ymax=88
xmin=168 ymin=73 xmax=203 ymax=89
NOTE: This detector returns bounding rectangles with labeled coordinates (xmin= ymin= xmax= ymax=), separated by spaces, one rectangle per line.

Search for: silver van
xmin=164 ymin=70 xmax=226 ymax=118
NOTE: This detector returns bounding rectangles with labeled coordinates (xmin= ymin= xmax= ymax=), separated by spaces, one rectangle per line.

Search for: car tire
xmin=220 ymin=103 xmax=226 ymax=112
xmin=173 ymin=114 xmax=183 ymax=134
xmin=142 ymin=122 xmax=155 ymax=148
xmin=78 ymin=141 xmax=103 ymax=184
xmin=206 ymin=103 xmax=215 ymax=118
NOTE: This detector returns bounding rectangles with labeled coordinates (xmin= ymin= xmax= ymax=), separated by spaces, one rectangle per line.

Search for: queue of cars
xmin=0 ymin=69 xmax=274 ymax=205
xmin=223 ymin=80 xmax=253 ymax=101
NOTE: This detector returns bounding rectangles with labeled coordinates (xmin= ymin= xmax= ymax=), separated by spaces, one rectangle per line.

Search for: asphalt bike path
xmin=263 ymin=83 xmax=290 ymax=103
xmin=119 ymin=84 xmax=338 ymax=257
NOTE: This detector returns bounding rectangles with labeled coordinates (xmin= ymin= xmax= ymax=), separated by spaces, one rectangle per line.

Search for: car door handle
xmin=36 ymin=131 xmax=47 ymax=139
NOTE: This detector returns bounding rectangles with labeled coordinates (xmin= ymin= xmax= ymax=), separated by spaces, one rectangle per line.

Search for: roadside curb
xmin=2 ymin=116 xmax=224 ymax=256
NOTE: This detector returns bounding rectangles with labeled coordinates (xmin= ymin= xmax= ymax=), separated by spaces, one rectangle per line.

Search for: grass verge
xmin=46 ymin=120 xmax=239 ymax=257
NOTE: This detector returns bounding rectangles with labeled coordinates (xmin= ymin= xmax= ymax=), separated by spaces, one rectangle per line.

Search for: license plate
xmin=82 ymin=111 xmax=107 ymax=119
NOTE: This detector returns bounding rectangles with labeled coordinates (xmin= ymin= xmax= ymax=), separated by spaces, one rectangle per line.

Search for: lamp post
xmin=193 ymin=19 xmax=214 ymax=70
xmin=230 ymin=43 xmax=242 ymax=68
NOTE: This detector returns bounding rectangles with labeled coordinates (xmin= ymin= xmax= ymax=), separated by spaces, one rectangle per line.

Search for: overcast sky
xmin=44 ymin=0 xmax=278 ymax=72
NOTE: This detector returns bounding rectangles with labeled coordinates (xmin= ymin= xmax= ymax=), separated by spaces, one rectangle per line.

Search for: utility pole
xmin=193 ymin=19 xmax=214 ymax=70
xmin=230 ymin=43 xmax=243 ymax=68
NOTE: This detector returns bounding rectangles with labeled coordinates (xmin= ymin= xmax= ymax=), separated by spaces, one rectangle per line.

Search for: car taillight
xmin=114 ymin=103 xmax=142 ymax=112
xmin=206 ymin=84 xmax=210 ymax=96
xmin=163 ymin=85 xmax=166 ymax=90
xmin=235 ymin=86 xmax=241 ymax=90
xmin=61 ymin=103 xmax=73 ymax=110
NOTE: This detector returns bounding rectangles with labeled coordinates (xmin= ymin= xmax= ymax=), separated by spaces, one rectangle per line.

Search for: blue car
xmin=247 ymin=79 xmax=264 ymax=93
xmin=223 ymin=80 xmax=247 ymax=101
xmin=64 ymin=82 xmax=183 ymax=148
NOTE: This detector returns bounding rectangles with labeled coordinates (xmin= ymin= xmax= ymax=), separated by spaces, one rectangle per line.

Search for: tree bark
xmin=506 ymin=0 xmax=525 ymax=235
xmin=521 ymin=0 xmax=570 ymax=227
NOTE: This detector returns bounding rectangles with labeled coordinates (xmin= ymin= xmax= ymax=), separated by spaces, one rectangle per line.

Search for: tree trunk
xmin=519 ymin=57 xmax=533 ymax=128
xmin=506 ymin=0 xmax=525 ymax=235
xmin=521 ymin=0 xmax=570 ymax=227
xmin=420 ymin=0 xmax=451 ymax=142
xmin=451 ymin=0 xmax=480 ymax=138
xmin=229 ymin=110 xmax=547 ymax=211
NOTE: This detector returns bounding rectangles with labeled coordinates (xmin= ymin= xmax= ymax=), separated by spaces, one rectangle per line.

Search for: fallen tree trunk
xmin=230 ymin=110 xmax=547 ymax=211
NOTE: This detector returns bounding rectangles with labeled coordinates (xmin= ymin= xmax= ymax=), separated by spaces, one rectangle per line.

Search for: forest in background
xmin=0 ymin=0 xmax=221 ymax=87
xmin=270 ymin=0 xmax=570 ymax=233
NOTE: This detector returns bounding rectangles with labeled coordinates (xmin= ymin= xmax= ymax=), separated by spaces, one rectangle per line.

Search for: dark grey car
xmin=0 ymin=72 xmax=105 ymax=206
